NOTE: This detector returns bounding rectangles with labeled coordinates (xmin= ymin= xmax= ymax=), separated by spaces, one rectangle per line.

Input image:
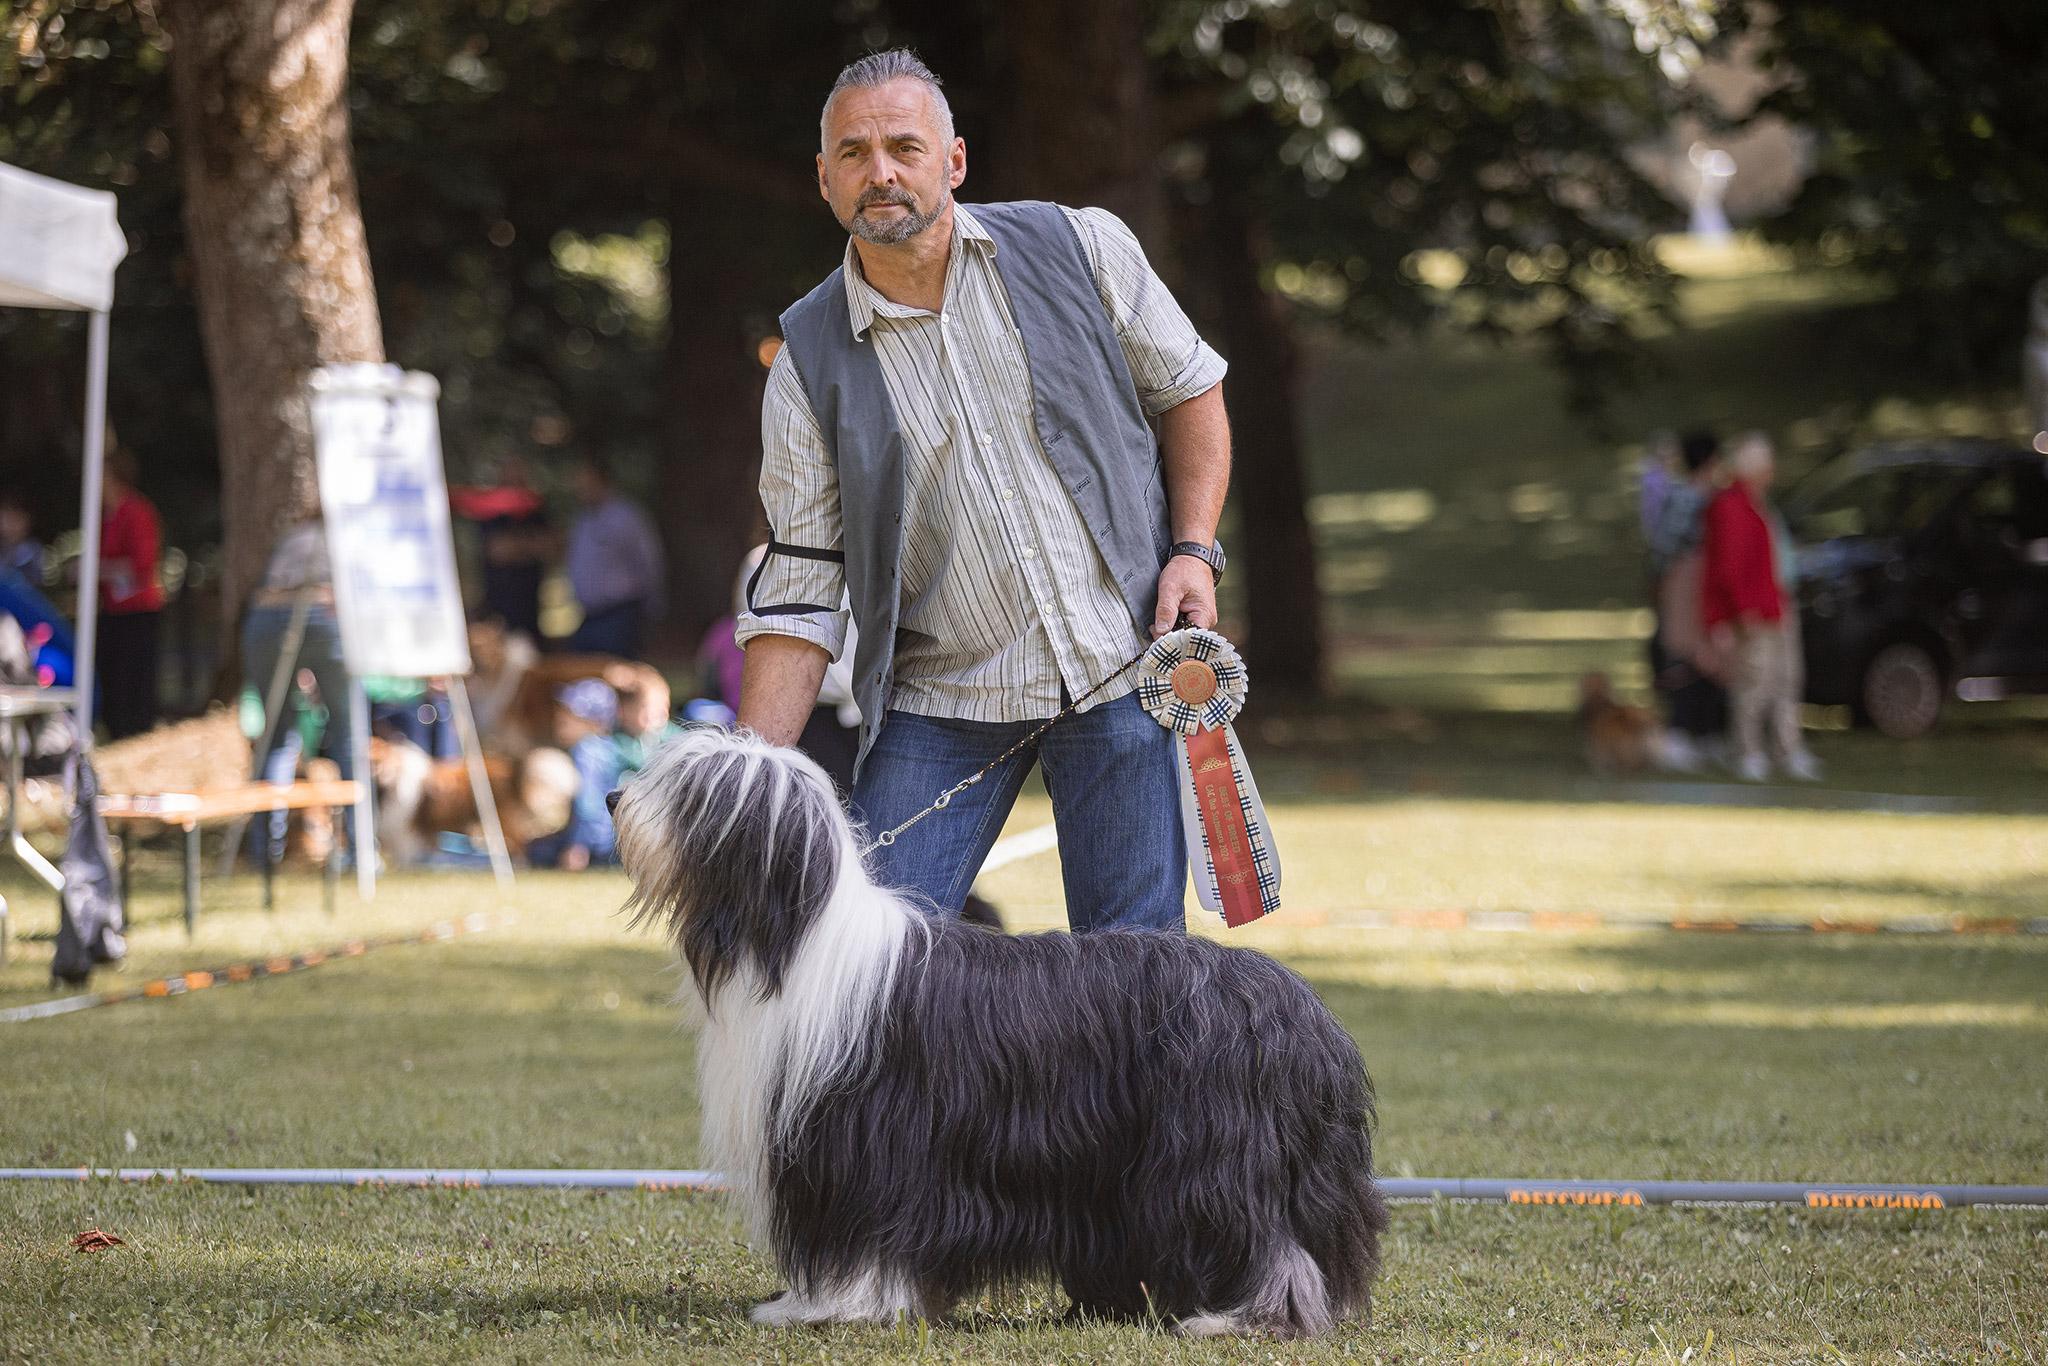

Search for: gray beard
xmin=847 ymin=189 xmax=947 ymax=245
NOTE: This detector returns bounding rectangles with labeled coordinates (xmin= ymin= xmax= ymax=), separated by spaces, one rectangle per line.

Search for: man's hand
xmin=1152 ymin=554 xmax=1218 ymax=638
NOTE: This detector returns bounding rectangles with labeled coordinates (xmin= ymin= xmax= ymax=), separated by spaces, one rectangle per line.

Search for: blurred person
xmin=738 ymin=50 xmax=1229 ymax=931
xmin=525 ymin=678 xmax=622 ymax=870
xmin=95 ymin=446 xmax=165 ymax=739
xmin=610 ymin=666 xmax=685 ymax=776
xmin=564 ymin=456 xmax=664 ymax=658
xmin=1648 ymin=430 xmax=1730 ymax=770
xmin=1704 ymin=433 xmax=1821 ymax=782
xmin=450 ymin=454 xmax=553 ymax=640
xmin=0 ymin=489 xmax=44 ymax=585
xmin=241 ymin=517 xmax=356 ymax=860
xmin=1636 ymin=430 xmax=1680 ymax=542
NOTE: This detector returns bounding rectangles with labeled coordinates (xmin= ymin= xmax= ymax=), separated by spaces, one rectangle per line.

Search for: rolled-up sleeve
xmin=1063 ymin=205 xmax=1228 ymax=417
xmin=734 ymin=349 xmax=853 ymax=661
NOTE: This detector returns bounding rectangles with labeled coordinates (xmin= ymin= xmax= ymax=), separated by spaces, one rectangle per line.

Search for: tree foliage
xmin=1732 ymin=0 xmax=2048 ymax=377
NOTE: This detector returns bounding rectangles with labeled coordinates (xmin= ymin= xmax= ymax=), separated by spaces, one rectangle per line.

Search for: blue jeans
xmin=850 ymin=693 xmax=1187 ymax=932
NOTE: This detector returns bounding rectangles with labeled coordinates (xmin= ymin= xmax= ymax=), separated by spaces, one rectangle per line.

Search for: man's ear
xmin=948 ymin=138 xmax=967 ymax=191
xmin=816 ymin=153 xmax=830 ymax=202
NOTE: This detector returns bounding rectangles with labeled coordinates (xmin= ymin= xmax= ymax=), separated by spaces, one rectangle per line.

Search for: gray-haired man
xmin=737 ymin=50 xmax=1233 ymax=932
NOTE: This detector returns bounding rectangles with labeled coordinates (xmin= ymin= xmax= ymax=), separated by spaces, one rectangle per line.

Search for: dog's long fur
xmin=614 ymin=727 xmax=1386 ymax=1337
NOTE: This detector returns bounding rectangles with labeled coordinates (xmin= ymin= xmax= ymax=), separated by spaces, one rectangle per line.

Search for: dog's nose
xmin=605 ymin=789 xmax=622 ymax=815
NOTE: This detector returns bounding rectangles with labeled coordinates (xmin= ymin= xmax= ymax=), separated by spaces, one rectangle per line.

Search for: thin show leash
xmin=860 ymin=620 xmax=1188 ymax=856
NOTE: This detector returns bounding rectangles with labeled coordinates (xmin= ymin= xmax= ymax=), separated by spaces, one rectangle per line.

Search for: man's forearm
xmin=737 ymin=633 xmax=833 ymax=746
xmin=1158 ymin=382 xmax=1231 ymax=543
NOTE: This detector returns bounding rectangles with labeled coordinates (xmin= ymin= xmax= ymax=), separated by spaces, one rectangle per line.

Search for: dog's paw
xmin=1174 ymin=1311 xmax=1248 ymax=1338
xmin=748 ymin=1293 xmax=801 ymax=1327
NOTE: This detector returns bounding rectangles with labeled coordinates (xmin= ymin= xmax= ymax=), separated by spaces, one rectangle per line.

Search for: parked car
xmin=1788 ymin=440 xmax=2048 ymax=738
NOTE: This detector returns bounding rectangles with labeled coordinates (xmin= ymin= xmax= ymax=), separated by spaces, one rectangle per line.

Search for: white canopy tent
xmin=0 ymin=161 xmax=129 ymax=744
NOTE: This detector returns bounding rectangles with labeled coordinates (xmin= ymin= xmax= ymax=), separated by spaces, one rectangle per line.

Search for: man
xmin=451 ymin=453 xmax=553 ymax=640
xmin=565 ymin=456 xmax=665 ymax=658
xmin=96 ymin=445 xmax=165 ymax=739
xmin=1649 ymin=431 xmax=1730 ymax=770
xmin=737 ymin=49 xmax=1232 ymax=933
xmin=1704 ymin=433 xmax=1821 ymax=783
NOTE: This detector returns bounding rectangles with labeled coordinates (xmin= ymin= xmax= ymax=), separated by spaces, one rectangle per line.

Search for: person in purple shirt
xmin=564 ymin=456 xmax=666 ymax=657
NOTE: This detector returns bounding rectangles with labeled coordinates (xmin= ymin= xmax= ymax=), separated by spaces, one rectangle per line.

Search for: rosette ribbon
xmin=1135 ymin=628 xmax=1282 ymax=927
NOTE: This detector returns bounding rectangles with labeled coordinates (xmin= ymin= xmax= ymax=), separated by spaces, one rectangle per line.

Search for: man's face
xmin=816 ymin=79 xmax=964 ymax=246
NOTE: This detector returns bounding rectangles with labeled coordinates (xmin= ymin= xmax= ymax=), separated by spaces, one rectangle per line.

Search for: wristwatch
xmin=1167 ymin=540 xmax=1226 ymax=583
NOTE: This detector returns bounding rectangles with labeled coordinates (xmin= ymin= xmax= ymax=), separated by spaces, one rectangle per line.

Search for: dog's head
xmin=612 ymin=727 xmax=851 ymax=1001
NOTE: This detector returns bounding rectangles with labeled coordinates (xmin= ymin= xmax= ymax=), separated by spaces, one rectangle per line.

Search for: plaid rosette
xmin=1135 ymin=629 xmax=1248 ymax=735
xmin=1137 ymin=628 xmax=1282 ymax=925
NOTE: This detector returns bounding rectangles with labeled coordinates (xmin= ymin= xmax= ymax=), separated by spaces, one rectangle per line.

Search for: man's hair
xmin=820 ymin=48 xmax=955 ymax=152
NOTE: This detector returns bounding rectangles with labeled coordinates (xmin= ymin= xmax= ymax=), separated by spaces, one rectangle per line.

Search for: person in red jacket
xmin=1702 ymin=433 xmax=1820 ymax=782
xmin=96 ymin=446 xmax=165 ymax=739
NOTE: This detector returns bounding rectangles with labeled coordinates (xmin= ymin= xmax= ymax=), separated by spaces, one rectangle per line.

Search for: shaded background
xmin=0 ymin=0 xmax=2042 ymax=715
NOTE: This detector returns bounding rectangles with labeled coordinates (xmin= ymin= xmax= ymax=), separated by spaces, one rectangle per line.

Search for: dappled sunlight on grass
xmin=3 ymin=778 xmax=2045 ymax=1358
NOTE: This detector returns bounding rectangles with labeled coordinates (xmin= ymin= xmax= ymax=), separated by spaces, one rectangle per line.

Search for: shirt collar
xmin=841 ymin=202 xmax=996 ymax=339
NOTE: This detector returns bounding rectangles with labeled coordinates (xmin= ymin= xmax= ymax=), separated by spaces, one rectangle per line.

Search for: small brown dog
xmin=1575 ymin=673 xmax=1659 ymax=774
xmin=369 ymin=735 xmax=579 ymax=865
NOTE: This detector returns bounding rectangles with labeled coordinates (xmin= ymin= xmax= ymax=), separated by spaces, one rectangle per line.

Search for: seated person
xmin=526 ymin=679 xmax=622 ymax=871
xmin=611 ymin=668 xmax=684 ymax=776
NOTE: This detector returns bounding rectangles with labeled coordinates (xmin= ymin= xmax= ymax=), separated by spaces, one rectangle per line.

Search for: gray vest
xmin=776 ymin=200 xmax=1170 ymax=773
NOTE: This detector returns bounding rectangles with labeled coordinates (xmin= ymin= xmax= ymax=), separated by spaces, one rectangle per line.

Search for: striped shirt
xmin=738 ymin=203 xmax=1226 ymax=722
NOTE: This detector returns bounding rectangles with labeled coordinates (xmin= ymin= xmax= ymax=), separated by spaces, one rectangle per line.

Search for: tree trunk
xmin=162 ymin=0 xmax=383 ymax=641
xmin=993 ymin=0 xmax=1174 ymax=259
xmin=1207 ymin=200 xmax=1326 ymax=700
xmin=658 ymin=208 xmax=769 ymax=652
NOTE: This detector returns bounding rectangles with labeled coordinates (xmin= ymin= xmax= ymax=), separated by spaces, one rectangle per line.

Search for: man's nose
xmin=605 ymin=789 xmax=621 ymax=815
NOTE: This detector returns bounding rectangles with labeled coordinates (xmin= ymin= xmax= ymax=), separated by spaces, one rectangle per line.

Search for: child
xmin=610 ymin=667 xmax=685 ymax=777
xmin=526 ymin=679 xmax=623 ymax=870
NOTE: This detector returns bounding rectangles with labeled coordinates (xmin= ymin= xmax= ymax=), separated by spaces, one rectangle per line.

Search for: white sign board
xmin=310 ymin=364 xmax=472 ymax=678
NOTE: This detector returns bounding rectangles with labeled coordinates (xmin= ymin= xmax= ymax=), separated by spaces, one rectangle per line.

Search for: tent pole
xmin=74 ymin=308 xmax=109 ymax=750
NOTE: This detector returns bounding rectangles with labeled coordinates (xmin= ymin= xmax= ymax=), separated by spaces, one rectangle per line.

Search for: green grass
xmin=3 ymin=774 xmax=2046 ymax=1361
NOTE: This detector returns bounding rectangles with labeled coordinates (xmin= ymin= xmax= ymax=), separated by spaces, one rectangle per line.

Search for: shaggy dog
xmin=611 ymin=727 xmax=1387 ymax=1337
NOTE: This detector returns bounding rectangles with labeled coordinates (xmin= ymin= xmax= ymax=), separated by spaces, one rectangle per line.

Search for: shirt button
xmin=1000 ymin=487 xmax=1016 ymax=500
xmin=1021 ymin=546 xmax=1037 ymax=560
xmin=978 ymin=430 xmax=993 ymax=448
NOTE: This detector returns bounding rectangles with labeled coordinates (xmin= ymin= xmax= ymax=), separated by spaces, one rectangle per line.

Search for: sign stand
xmin=310 ymin=364 xmax=511 ymax=890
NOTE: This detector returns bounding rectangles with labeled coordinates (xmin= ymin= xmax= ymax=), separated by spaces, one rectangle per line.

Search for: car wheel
xmin=1857 ymin=641 xmax=1945 ymax=739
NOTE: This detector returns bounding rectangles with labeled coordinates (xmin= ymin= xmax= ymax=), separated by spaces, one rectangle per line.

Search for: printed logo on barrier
xmin=1508 ymin=1186 xmax=1645 ymax=1207
xmin=1805 ymin=1190 xmax=1945 ymax=1209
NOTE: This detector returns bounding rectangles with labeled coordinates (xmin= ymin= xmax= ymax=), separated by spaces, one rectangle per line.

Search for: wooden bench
xmin=98 ymin=780 xmax=365 ymax=934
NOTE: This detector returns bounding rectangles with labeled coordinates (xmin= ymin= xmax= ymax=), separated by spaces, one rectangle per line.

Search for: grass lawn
xmin=2 ymin=769 xmax=2044 ymax=1361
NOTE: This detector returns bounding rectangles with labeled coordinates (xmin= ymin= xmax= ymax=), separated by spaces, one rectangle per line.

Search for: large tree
xmin=160 ymin=0 xmax=384 ymax=624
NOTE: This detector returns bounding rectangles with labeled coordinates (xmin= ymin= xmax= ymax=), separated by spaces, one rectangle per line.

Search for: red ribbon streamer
xmin=1184 ymin=726 xmax=1267 ymax=927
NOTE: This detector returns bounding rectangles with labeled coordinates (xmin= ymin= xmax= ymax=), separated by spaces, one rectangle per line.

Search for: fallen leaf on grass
xmin=71 ymin=1229 xmax=125 ymax=1252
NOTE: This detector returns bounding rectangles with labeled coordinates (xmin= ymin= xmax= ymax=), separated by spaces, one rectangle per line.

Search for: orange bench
xmin=98 ymin=780 xmax=364 ymax=934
